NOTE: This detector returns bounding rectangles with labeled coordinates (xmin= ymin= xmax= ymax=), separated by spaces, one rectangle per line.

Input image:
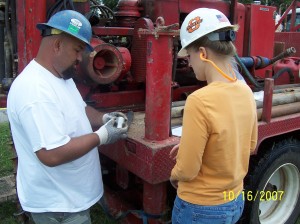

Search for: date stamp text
xmin=223 ymin=190 xmax=284 ymax=201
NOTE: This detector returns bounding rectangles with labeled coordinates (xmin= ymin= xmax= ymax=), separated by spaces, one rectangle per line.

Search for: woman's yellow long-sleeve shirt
xmin=171 ymin=80 xmax=258 ymax=205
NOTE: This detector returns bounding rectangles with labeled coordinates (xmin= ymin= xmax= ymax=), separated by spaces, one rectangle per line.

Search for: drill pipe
xmin=257 ymin=101 xmax=300 ymax=121
xmin=256 ymin=91 xmax=300 ymax=109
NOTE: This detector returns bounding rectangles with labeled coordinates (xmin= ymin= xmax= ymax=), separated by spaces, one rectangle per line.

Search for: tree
xmin=102 ymin=0 xmax=119 ymax=10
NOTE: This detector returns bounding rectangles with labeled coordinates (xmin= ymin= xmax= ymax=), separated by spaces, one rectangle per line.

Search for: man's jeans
xmin=172 ymin=193 xmax=244 ymax=224
xmin=30 ymin=209 xmax=91 ymax=224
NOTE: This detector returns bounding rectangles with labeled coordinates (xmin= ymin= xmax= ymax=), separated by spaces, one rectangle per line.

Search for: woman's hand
xmin=170 ymin=178 xmax=178 ymax=189
xmin=169 ymin=143 xmax=180 ymax=160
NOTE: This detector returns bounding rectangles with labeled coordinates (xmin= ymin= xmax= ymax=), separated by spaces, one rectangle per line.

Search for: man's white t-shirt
xmin=7 ymin=60 xmax=103 ymax=213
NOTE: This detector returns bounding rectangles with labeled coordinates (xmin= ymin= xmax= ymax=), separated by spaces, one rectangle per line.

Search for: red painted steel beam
xmin=143 ymin=181 xmax=167 ymax=224
xmin=16 ymin=0 xmax=46 ymax=72
xmin=255 ymin=113 xmax=300 ymax=154
xmin=89 ymin=90 xmax=145 ymax=110
xmin=137 ymin=26 xmax=179 ymax=141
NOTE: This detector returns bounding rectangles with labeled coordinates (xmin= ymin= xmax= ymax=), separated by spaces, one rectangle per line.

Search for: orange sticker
xmin=186 ymin=16 xmax=202 ymax=33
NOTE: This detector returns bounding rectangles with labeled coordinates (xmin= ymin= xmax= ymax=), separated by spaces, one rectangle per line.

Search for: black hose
xmin=272 ymin=67 xmax=295 ymax=84
xmin=90 ymin=5 xmax=116 ymax=21
xmin=68 ymin=0 xmax=75 ymax=10
xmin=47 ymin=0 xmax=64 ymax=19
xmin=234 ymin=54 xmax=263 ymax=90
xmin=64 ymin=0 xmax=75 ymax=11
xmin=47 ymin=0 xmax=75 ymax=20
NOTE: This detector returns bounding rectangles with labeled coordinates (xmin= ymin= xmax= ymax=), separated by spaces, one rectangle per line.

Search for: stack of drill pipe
xmin=256 ymin=89 xmax=300 ymax=120
xmin=171 ymin=88 xmax=300 ymax=121
xmin=171 ymin=101 xmax=185 ymax=118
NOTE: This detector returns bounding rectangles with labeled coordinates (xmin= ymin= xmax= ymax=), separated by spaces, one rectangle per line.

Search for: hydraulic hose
xmin=47 ymin=0 xmax=76 ymax=19
xmin=234 ymin=53 xmax=263 ymax=90
xmin=272 ymin=67 xmax=295 ymax=84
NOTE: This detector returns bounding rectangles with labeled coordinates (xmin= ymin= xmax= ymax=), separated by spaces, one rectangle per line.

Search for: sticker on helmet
xmin=68 ymin=18 xmax=82 ymax=34
xmin=216 ymin=14 xmax=229 ymax=22
xmin=186 ymin=16 xmax=202 ymax=33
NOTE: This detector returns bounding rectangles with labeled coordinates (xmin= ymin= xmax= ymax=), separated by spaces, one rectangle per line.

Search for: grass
xmin=0 ymin=122 xmax=14 ymax=178
xmin=0 ymin=201 xmax=19 ymax=224
xmin=0 ymin=200 xmax=117 ymax=224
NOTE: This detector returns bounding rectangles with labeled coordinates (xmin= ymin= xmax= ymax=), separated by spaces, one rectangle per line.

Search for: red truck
xmin=1 ymin=0 xmax=300 ymax=223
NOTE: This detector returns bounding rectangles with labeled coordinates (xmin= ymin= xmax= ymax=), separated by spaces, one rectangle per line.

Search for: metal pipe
xmin=171 ymin=106 xmax=184 ymax=118
xmin=144 ymin=33 xmax=173 ymax=141
xmin=256 ymin=91 xmax=300 ymax=109
xmin=257 ymin=101 xmax=300 ymax=121
xmin=273 ymin=87 xmax=300 ymax=94
xmin=269 ymin=47 xmax=296 ymax=65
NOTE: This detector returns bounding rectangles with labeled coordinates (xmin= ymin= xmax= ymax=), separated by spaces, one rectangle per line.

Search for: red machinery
xmin=1 ymin=0 xmax=300 ymax=223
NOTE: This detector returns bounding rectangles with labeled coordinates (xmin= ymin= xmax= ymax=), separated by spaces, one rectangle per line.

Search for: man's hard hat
xmin=178 ymin=8 xmax=235 ymax=57
xmin=36 ymin=10 xmax=93 ymax=51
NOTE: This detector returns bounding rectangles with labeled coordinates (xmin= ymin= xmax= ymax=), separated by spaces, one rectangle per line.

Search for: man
xmin=7 ymin=10 xmax=127 ymax=224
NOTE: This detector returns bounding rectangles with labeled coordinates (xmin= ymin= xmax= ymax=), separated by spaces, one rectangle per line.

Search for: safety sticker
xmin=186 ymin=16 xmax=202 ymax=33
xmin=68 ymin=18 xmax=82 ymax=34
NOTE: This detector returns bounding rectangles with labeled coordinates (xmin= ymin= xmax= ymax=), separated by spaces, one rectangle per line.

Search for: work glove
xmin=95 ymin=118 xmax=128 ymax=145
xmin=102 ymin=112 xmax=128 ymax=124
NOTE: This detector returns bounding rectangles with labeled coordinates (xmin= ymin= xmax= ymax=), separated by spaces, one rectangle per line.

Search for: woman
xmin=170 ymin=8 xmax=258 ymax=224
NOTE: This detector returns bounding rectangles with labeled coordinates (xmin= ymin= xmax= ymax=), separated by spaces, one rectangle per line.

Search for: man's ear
xmin=53 ymin=36 xmax=62 ymax=54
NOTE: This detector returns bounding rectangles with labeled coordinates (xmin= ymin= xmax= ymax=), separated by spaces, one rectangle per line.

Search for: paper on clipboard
xmin=171 ymin=126 xmax=182 ymax=137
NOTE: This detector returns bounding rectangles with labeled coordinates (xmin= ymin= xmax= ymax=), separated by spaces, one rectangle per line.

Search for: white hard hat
xmin=178 ymin=8 xmax=235 ymax=57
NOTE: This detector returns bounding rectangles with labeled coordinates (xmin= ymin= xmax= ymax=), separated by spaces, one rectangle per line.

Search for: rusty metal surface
xmin=131 ymin=18 xmax=154 ymax=83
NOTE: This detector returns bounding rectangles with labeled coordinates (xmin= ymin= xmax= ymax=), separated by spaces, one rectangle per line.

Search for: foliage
xmin=0 ymin=201 xmax=18 ymax=224
xmin=102 ymin=0 xmax=119 ymax=10
xmin=93 ymin=0 xmax=119 ymax=10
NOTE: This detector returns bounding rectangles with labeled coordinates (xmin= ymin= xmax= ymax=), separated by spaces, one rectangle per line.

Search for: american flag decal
xmin=216 ymin=14 xmax=228 ymax=22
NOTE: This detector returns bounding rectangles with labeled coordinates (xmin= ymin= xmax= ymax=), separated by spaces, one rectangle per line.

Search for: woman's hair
xmin=187 ymin=25 xmax=239 ymax=57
